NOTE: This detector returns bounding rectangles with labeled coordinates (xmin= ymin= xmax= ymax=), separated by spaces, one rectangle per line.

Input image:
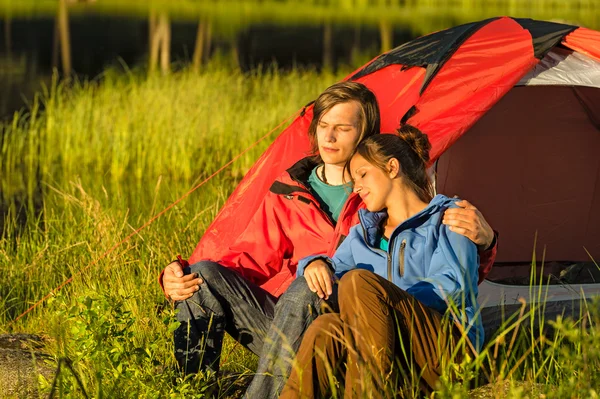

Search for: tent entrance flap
xmin=436 ymin=85 xmax=600 ymax=270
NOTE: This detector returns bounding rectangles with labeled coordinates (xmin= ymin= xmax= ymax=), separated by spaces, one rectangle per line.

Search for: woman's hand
xmin=162 ymin=261 xmax=203 ymax=301
xmin=443 ymin=199 xmax=495 ymax=250
xmin=304 ymin=259 xmax=335 ymax=300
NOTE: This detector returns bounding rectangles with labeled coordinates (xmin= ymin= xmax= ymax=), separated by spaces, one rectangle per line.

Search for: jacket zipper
xmin=399 ymin=239 xmax=406 ymax=277
xmin=387 ymin=239 xmax=395 ymax=282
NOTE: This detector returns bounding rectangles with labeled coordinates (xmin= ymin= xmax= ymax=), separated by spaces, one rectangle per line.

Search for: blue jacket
xmin=297 ymin=194 xmax=484 ymax=351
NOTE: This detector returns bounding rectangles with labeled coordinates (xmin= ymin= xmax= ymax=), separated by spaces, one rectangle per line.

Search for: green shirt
xmin=378 ymin=235 xmax=389 ymax=252
xmin=307 ymin=166 xmax=351 ymax=223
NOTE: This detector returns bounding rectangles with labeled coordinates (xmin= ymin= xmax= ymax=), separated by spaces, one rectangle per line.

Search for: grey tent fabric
xmin=518 ymin=48 xmax=600 ymax=88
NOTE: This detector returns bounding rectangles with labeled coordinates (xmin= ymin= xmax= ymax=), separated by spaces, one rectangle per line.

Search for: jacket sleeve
xmin=217 ymin=192 xmax=295 ymax=287
xmin=477 ymin=231 xmax=498 ymax=284
xmin=296 ymin=226 xmax=359 ymax=278
xmin=406 ymin=224 xmax=479 ymax=314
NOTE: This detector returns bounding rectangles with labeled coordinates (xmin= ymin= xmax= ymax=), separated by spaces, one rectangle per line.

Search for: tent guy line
xmin=10 ymin=111 xmax=300 ymax=325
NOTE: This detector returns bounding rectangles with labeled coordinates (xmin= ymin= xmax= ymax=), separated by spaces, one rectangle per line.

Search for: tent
xmin=190 ymin=17 xmax=600 ymax=336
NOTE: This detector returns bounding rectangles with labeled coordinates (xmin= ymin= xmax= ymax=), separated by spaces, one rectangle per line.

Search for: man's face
xmin=316 ymin=101 xmax=362 ymax=167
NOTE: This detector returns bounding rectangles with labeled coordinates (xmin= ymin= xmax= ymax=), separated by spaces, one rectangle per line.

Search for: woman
xmin=281 ymin=127 xmax=484 ymax=398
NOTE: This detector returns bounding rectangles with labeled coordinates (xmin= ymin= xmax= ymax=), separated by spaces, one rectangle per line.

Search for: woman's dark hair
xmin=308 ymin=81 xmax=380 ymax=158
xmin=346 ymin=125 xmax=434 ymax=203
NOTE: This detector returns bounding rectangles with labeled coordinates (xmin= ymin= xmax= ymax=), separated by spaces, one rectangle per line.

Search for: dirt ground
xmin=0 ymin=334 xmax=55 ymax=399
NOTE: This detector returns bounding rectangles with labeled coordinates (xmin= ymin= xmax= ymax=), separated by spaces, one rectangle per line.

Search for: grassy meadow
xmin=2 ymin=60 xmax=600 ymax=397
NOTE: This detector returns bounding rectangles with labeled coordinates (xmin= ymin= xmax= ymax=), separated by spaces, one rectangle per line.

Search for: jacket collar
xmin=357 ymin=195 xmax=450 ymax=244
xmin=357 ymin=209 xmax=388 ymax=246
xmin=286 ymin=156 xmax=320 ymax=185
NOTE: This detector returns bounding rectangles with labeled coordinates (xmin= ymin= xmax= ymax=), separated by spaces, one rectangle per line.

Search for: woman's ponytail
xmin=396 ymin=125 xmax=431 ymax=165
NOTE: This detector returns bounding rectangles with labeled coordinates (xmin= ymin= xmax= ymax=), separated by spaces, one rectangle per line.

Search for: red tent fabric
xmin=190 ymin=18 xmax=600 ymax=284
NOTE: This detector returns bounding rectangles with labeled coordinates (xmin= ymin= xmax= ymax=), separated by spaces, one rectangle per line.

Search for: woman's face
xmin=350 ymin=153 xmax=394 ymax=212
xmin=316 ymin=101 xmax=362 ymax=167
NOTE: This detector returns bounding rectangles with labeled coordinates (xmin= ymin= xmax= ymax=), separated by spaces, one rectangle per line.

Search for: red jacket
xmin=160 ymin=157 xmax=497 ymax=297
xmin=206 ymin=157 xmax=364 ymax=297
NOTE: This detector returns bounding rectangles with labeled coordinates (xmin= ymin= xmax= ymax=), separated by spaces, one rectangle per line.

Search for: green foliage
xmin=43 ymin=292 xmax=230 ymax=398
xmin=544 ymin=300 xmax=600 ymax=398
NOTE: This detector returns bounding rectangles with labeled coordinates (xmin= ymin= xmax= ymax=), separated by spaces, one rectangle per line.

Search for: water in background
xmin=1 ymin=0 xmax=597 ymax=119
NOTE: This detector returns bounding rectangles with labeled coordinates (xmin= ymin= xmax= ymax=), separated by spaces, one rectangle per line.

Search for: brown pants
xmin=280 ymin=269 xmax=467 ymax=399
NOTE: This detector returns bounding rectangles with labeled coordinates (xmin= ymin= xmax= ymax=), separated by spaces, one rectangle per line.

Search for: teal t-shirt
xmin=378 ymin=236 xmax=389 ymax=251
xmin=306 ymin=166 xmax=351 ymax=223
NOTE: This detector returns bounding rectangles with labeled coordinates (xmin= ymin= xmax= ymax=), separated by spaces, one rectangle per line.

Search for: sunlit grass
xmin=1 ymin=57 xmax=345 ymax=323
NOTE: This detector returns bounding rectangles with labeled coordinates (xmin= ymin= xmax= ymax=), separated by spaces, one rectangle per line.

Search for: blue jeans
xmin=174 ymin=261 xmax=336 ymax=398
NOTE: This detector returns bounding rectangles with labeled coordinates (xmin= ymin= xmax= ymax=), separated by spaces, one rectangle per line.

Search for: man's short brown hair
xmin=308 ymin=81 xmax=380 ymax=157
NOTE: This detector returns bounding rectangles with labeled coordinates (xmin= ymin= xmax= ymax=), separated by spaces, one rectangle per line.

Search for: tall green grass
xmin=1 ymin=57 xmax=344 ymax=321
xmin=2 ymin=61 xmax=600 ymax=397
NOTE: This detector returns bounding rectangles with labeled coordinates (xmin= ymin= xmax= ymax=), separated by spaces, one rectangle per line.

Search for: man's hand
xmin=443 ymin=199 xmax=494 ymax=250
xmin=304 ymin=259 xmax=335 ymax=300
xmin=162 ymin=261 xmax=203 ymax=301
